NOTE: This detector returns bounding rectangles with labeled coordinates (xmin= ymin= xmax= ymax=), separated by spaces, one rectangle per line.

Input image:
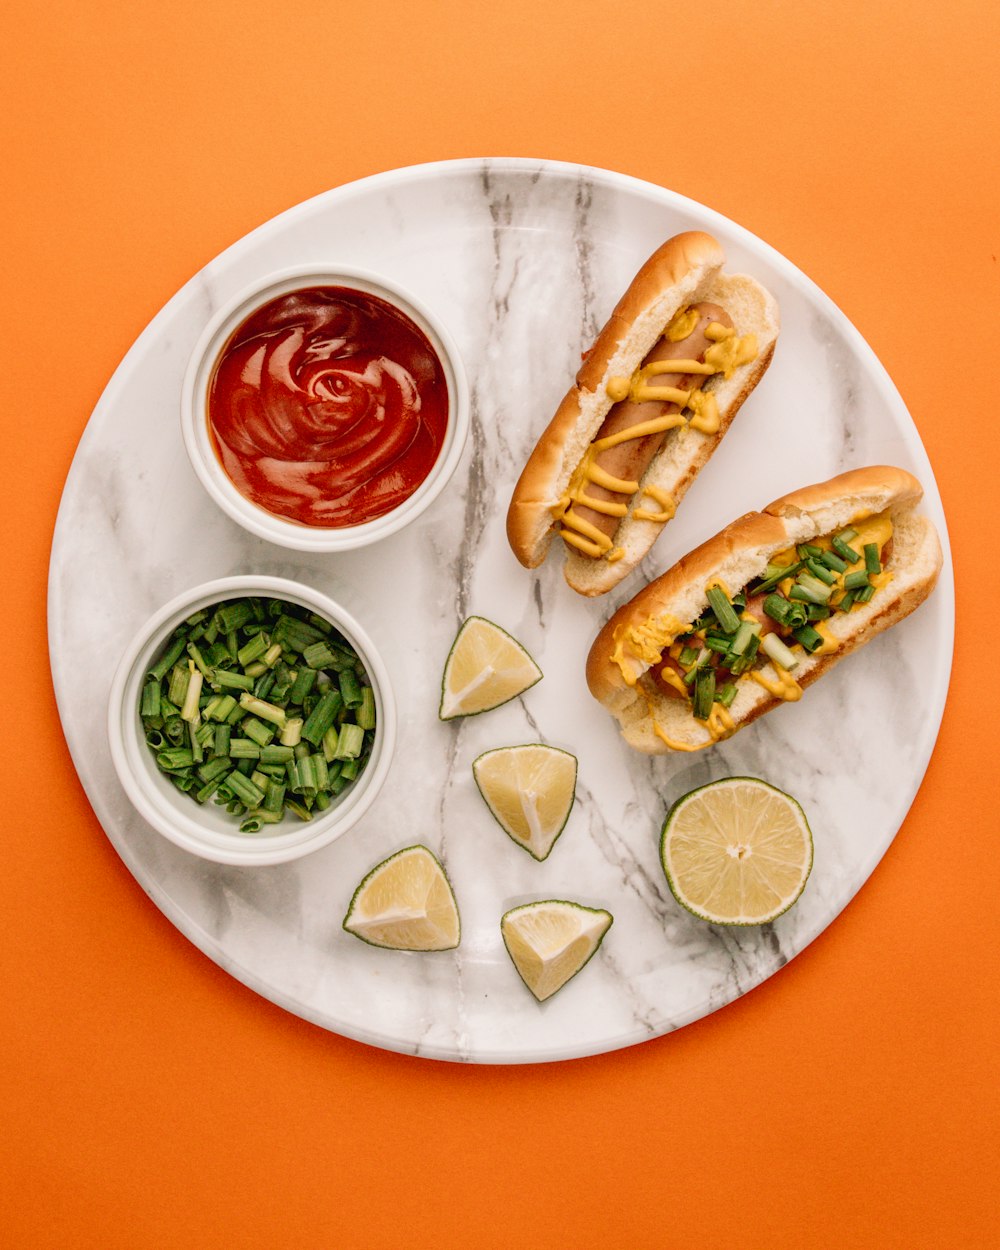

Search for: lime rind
xmin=500 ymin=899 xmax=613 ymax=1002
xmin=438 ymin=616 xmax=542 ymax=720
xmin=343 ymin=844 xmax=461 ymax=951
xmin=660 ymin=776 xmax=813 ymax=927
xmin=472 ymin=743 xmax=578 ymax=862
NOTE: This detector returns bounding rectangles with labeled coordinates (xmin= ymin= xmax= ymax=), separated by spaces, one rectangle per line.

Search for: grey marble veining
xmin=49 ymin=159 xmax=953 ymax=1062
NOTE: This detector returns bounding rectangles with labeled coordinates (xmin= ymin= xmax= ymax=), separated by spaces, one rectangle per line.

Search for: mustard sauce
xmin=634 ymin=483 xmax=676 ymax=524
xmin=750 ymin=663 xmax=803 ymax=702
xmin=611 ymin=614 xmax=687 ymax=684
xmin=555 ymin=305 xmax=759 ymax=560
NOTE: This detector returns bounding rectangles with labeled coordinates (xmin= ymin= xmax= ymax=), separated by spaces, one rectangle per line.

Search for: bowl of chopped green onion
xmin=108 ymin=576 xmax=396 ymax=865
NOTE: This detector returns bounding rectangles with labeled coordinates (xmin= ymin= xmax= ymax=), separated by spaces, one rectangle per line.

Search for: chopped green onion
xmin=241 ymin=717 xmax=275 ymax=748
xmin=197 ymin=756 xmax=232 ymax=783
xmin=148 ymin=635 xmax=187 ymax=682
xmin=864 ymin=543 xmax=881 ymax=574
xmin=214 ymin=602 xmax=252 ymax=634
xmin=805 ymin=558 xmax=837 ymax=586
xmin=832 ymin=535 xmax=861 ymax=563
xmin=728 ymin=634 xmax=761 ymax=676
xmin=263 ymin=780 xmax=286 ymax=813
xmin=302 ymin=640 xmax=339 ymax=669
xmin=157 ymin=747 xmax=194 ymax=771
xmin=228 ymin=738 xmax=260 ymax=760
xmin=715 ymin=682 xmax=738 ymax=709
xmin=237 ymin=632 xmax=269 ymax=666
xmin=186 ymin=641 xmax=213 ymax=679
xmin=678 ymin=645 xmax=699 ymax=667
xmin=226 ymin=771 xmax=266 ymax=809
xmin=760 ymin=633 xmax=800 ymax=671
xmin=806 ymin=604 xmax=831 ymax=621
xmin=338 ymin=667 xmax=363 ymax=709
xmin=208 ymin=694 xmax=237 ymax=722
xmin=167 ymin=663 xmax=190 ymax=708
xmin=140 ymin=680 xmax=161 ymax=719
xmin=792 ymin=625 xmax=824 ymax=653
xmin=302 ymin=691 xmax=343 ymax=745
xmin=844 ymin=569 xmax=871 ymax=590
xmin=211 ymin=668 xmax=255 ymax=692
xmin=818 ymin=549 xmax=848 ymax=574
xmin=238 ymin=693 xmax=287 ymax=727
xmin=692 ymin=668 xmax=716 ymax=721
xmin=334 ymin=723 xmax=365 ymax=760
xmin=855 ymin=584 xmax=876 ymax=603
xmin=180 ymin=663 xmax=203 ymax=723
xmin=706 ymin=586 xmax=741 ymax=635
xmin=837 ymin=589 xmax=856 ymax=612
xmin=798 ymin=544 xmax=824 ymax=560
xmin=789 ymin=578 xmax=832 ymax=606
xmin=762 ymin=594 xmax=804 ymax=626
xmin=729 ymin=619 xmax=761 ymax=657
xmin=259 ymin=743 xmax=294 ymax=764
xmin=356 ymin=686 xmax=376 ymax=731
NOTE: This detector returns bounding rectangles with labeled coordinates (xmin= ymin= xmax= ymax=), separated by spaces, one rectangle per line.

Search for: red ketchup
xmin=207 ymin=286 xmax=449 ymax=528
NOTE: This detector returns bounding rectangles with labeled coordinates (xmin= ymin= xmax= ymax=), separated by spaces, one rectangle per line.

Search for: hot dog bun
xmin=586 ymin=466 xmax=943 ymax=753
xmin=506 ymin=231 xmax=780 ymax=596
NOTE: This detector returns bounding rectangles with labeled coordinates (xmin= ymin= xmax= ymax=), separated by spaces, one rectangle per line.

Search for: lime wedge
xmin=343 ymin=845 xmax=460 ymax=951
xmin=660 ymin=777 xmax=813 ymax=926
xmin=473 ymin=744 xmax=577 ymax=861
xmin=501 ymin=900 xmax=613 ymax=1001
xmin=439 ymin=616 xmax=541 ymax=719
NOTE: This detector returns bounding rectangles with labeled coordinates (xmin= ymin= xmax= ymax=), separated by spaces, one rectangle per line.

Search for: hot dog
xmin=585 ymin=467 xmax=942 ymax=752
xmin=506 ymin=232 xmax=779 ymax=596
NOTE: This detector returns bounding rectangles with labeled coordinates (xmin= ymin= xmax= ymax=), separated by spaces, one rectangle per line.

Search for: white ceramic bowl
xmin=107 ymin=575 xmax=396 ymax=866
xmin=180 ymin=265 xmax=470 ymax=551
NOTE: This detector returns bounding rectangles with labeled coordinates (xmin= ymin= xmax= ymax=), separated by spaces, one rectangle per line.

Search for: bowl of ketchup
xmin=181 ymin=267 xmax=469 ymax=551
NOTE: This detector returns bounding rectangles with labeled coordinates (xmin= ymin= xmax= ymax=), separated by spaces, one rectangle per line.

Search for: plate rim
xmin=47 ymin=156 xmax=956 ymax=1063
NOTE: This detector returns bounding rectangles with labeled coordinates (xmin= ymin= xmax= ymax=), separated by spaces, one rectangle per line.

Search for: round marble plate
xmin=49 ymin=159 xmax=953 ymax=1063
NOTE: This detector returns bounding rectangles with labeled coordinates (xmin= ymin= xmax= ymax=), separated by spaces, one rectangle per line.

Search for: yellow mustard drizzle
xmin=634 ymin=483 xmax=676 ymax=523
xmin=751 ymin=661 xmax=803 ymax=702
xmin=665 ymin=306 xmax=701 ymax=341
xmin=610 ymin=614 xmax=686 ymax=684
xmin=812 ymin=621 xmax=839 ymax=655
xmin=641 ymin=686 xmax=735 ymax=752
xmin=687 ymin=388 xmax=720 ymax=433
xmin=555 ymin=306 xmax=759 ymax=561
xmin=656 ymin=664 xmax=689 ymax=697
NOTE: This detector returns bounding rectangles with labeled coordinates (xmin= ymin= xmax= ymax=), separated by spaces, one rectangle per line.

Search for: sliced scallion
xmin=706 ymin=586 xmax=741 ymax=635
xmin=760 ymin=633 xmax=800 ymax=671
xmin=692 ymin=668 xmax=716 ymax=721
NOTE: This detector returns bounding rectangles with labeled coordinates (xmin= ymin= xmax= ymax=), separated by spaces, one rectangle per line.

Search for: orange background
xmin=3 ymin=2 xmax=997 ymax=1246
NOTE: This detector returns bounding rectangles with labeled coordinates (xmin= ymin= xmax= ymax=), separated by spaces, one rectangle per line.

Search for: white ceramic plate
xmin=48 ymin=158 xmax=953 ymax=1063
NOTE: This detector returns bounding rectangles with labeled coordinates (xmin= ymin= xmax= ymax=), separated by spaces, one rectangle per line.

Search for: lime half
xmin=343 ymin=845 xmax=460 ymax=951
xmin=660 ymin=777 xmax=813 ymax=926
xmin=473 ymin=744 xmax=577 ymax=861
xmin=501 ymin=900 xmax=613 ymax=1002
xmin=439 ymin=617 xmax=542 ymax=719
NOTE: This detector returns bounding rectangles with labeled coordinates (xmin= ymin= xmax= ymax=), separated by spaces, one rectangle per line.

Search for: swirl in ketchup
xmin=207 ymin=286 xmax=449 ymax=528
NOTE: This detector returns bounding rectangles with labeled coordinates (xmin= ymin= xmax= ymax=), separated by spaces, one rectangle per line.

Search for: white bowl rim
xmin=180 ymin=264 xmax=470 ymax=552
xmin=107 ymin=574 xmax=397 ymax=866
